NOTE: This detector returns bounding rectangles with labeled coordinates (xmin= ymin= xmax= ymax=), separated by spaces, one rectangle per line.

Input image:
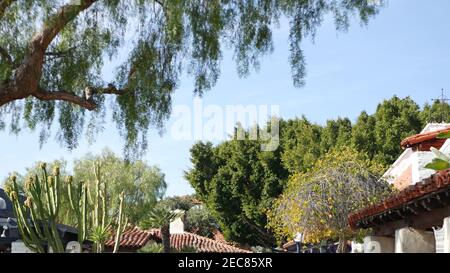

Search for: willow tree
xmin=267 ymin=147 xmax=392 ymax=253
xmin=0 ymin=0 xmax=384 ymax=157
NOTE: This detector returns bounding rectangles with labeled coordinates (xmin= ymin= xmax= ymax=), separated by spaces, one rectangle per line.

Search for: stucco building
xmin=349 ymin=123 xmax=450 ymax=253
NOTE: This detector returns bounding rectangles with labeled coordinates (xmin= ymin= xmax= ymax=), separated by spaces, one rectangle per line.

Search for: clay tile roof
xmin=149 ymin=229 xmax=251 ymax=253
xmin=348 ymin=169 xmax=450 ymax=229
xmin=105 ymin=226 xmax=251 ymax=253
xmin=400 ymin=127 xmax=450 ymax=150
xmin=105 ymin=226 xmax=153 ymax=249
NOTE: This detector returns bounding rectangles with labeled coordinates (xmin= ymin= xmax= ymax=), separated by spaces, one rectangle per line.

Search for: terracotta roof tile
xmin=212 ymin=229 xmax=227 ymax=244
xmin=105 ymin=226 xmax=251 ymax=253
xmin=105 ymin=226 xmax=152 ymax=249
xmin=400 ymin=127 xmax=450 ymax=150
xmin=348 ymin=169 xmax=450 ymax=229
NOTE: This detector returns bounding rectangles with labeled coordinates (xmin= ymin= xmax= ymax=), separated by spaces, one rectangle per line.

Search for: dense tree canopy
xmin=351 ymin=111 xmax=376 ymax=159
xmin=185 ymin=129 xmax=288 ymax=247
xmin=280 ymin=117 xmax=322 ymax=173
xmin=0 ymin=0 xmax=384 ymax=157
xmin=421 ymin=100 xmax=450 ymax=124
xmin=320 ymin=117 xmax=352 ymax=152
xmin=372 ymin=96 xmax=423 ymax=165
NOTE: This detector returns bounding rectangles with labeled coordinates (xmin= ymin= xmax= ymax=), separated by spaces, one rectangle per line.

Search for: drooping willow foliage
xmin=0 ymin=0 xmax=385 ymax=157
xmin=267 ymin=147 xmax=393 ymax=252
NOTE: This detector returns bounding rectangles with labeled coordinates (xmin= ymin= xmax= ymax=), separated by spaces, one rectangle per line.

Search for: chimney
xmin=169 ymin=209 xmax=185 ymax=234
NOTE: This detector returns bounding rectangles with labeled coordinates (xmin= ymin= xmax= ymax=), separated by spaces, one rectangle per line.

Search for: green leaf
xmin=437 ymin=131 xmax=450 ymax=139
xmin=425 ymin=158 xmax=450 ymax=171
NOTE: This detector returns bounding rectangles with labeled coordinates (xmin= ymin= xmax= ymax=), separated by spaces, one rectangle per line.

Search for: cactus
xmin=6 ymin=161 xmax=129 ymax=253
xmin=68 ymin=161 xmax=127 ymax=253
xmin=67 ymin=176 xmax=88 ymax=244
xmin=87 ymin=161 xmax=111 ymax=253
xmin=113 ymin=191 xmax=128 ymax=253
xmin=5 ymin=164 xmax=65 ymax=253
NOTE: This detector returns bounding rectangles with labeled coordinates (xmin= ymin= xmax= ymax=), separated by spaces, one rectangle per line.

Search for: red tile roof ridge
xmin=348 ymin=168 xmax=450 ymax=229
xmin=401 ymin=126 xmax=450 ymax=149
xmin=148 ymin=229 xmax=251 ymax=253
xmin=105 ymin=226 xmax=251 ymax=253
xmin=105 ymin=225 xmax=152 ymax=248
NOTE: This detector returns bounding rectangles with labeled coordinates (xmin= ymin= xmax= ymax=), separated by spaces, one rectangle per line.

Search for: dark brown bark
xmin=33 ymin=87 xmax=97 ymax=110
xmin=161 ymin=224 xmax=171 ymax=253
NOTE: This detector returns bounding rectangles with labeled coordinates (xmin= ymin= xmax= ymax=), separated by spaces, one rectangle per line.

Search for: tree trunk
xmin=161 ymin=225 xmax=171 ymax=253
xmin=336 ymin=237 xmax=347 ymax=253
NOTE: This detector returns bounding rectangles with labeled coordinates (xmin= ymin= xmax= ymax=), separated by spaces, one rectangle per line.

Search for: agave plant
xmin=88 ymin=226 xmax=111 ymax=253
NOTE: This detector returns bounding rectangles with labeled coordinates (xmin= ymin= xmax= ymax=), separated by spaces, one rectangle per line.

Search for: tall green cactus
xmin=5 ymin=163 xmax=65 ymax=253
xmin=68 ymin=161 xmax=128 ymax=253
xmin=113 ymin=191 xmax=128 ymax=253
xmin=87 ymin=161 xmax=111 ymax=253
xmin=67 ymin=176 xmax=88 ymax=244
xmin=5 ymin=162 xmax=129 ymax=253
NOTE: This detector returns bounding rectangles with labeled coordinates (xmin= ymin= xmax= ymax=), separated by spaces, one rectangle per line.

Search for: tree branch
xmin=45 ymin=45 xmax=78 ymax=57
xmin=36 ymin=0 xmax=98 ymax=50
xmin=154 ymin=0 xmax=165 ymax=7
xmin=96 ymin=84 xmax=127 ymax=95
xmin=32 ymin=84 xmax=128 ymax=111
xmin=33 ymin=87 xmax=97 ymax=111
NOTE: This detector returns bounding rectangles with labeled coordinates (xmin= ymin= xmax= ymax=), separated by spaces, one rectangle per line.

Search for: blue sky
xmin=1 ymin=0 xmax=450 ymax=196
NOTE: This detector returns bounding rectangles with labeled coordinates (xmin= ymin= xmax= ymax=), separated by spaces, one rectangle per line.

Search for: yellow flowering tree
xmin=267 ymin=147 xmax=392 ymax=253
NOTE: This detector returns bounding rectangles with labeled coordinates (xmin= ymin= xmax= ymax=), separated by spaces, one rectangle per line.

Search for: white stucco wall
xmin=363 ymin=236 xmax=395 ymax=253
xmin=434 ymin=226 xmax=445 ymax=253
xmin=412 ymin=152 xmax=436 ymax=183
xmin=443 ymin=217 xmax=450 ymax=253
xmin=395 ymin=228 xmax=435 ymax=253
xmin=439 ymin=139 xmax=450 ymax=155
